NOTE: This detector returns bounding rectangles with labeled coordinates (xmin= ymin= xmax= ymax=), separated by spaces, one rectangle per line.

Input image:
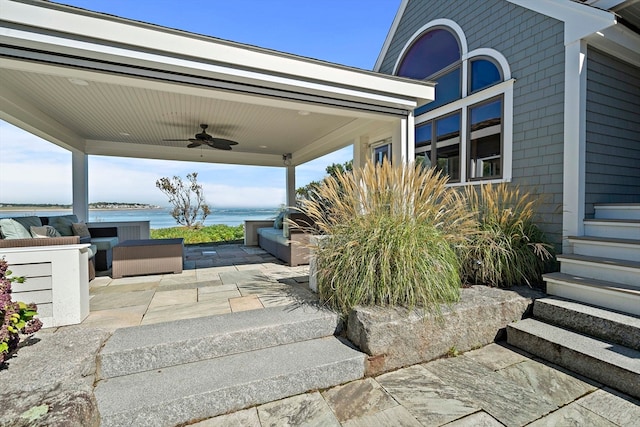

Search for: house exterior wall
xmin=585 ymin=47 xmax=640 ymax=216
xmin=378 ymin=0 xmax=566 ymax=246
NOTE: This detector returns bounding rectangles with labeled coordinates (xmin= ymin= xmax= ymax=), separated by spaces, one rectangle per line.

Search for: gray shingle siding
xmin=585 ymin=47 xmax=640 ymax=216
xmin=378 ymin=0 xmax=565 ymax=246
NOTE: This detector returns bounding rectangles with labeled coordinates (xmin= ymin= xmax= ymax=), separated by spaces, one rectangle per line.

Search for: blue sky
xmin=0 ymin=0 xmax=401 ymax=208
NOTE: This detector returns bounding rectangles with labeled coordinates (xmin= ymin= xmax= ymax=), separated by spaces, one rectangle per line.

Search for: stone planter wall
xmin=347 ymin=285 xmax=544 ymax=376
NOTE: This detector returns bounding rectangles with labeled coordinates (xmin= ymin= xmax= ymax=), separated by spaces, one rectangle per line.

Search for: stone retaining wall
xmin=347 ymin=285 xmax=544 ymax=376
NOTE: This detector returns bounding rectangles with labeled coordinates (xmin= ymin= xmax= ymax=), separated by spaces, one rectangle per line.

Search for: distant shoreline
xmin=0 ymin=207 xmax=165 ymax=212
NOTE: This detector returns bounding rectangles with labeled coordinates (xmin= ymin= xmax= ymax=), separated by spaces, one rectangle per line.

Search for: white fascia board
xmin=587 ymin=23 xmax=640 ymax=67
xmin=374 ymin=0 xmax=409 ymax=72
xmin=583 ymin=0 xmax=628 ymax=9
xmin=507 ymin=0 xmax=617 ymax=44
xmin=1 ymin=0 xmax=434 ymax=108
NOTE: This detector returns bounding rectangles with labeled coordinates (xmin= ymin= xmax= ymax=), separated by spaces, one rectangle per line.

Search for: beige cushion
xmin=0 ymin=218 xmax=32 ymax=239
xmin=72 ymin=222 xmax=91 ymax=238
xmin=30 ymin=225 xmax=62 ymax=238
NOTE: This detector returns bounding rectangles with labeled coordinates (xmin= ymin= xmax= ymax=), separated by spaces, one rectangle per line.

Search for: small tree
xmin=156 ymin=172 xmax=211 ymax=228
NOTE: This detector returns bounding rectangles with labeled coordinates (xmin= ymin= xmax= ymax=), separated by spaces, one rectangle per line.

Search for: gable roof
xmin=375 ymin=0 xmax=639 ymax=73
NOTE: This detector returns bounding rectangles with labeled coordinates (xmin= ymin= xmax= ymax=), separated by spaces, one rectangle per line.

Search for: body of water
xmin=1 ymin=207 xmax=280 ymax=229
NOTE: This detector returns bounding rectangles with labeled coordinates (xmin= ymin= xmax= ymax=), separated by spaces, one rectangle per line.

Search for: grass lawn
xmin=150 ymin=224 xmax=244 ymax=244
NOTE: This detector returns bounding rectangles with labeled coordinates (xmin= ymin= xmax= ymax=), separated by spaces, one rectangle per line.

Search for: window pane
xmin=436 ymin=112 xmax=461 ymax=181
xmin=415 ymin=122 xmax=432 ymax=148
xmin=469 ymin=99 xmax=502 ymax=179
xmin=397 ymin=28 xmax=461 ymax=80
xmin=470 ymin=59 xmax=502 ymax=93
xmin=416 ymin=67 xmax=461 ymax=115
xmin=374 ymin=144 xmax=391 ymax=164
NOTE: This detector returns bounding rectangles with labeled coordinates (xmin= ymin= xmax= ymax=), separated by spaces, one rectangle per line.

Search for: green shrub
xmin=459 ymin=183 xmax=554 ymax=287
xmin=297 ymin=159 xmax=476 ymax=316
xmin=150 ymin=224 xmax=244 ymax=244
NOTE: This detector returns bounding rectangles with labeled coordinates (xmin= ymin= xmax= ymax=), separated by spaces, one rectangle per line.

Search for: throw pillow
xmin=274 ymin=211 xmax=285 ymax=229
xmin=72 ymin=222 xmax=91 ymax=238
xmin=30 ymin=225 xmax=62 ymax=238
xmin=49 ymin=215 xmax=77 ymax=236
xmin=0 ymin=218 xmax=32 ymax=239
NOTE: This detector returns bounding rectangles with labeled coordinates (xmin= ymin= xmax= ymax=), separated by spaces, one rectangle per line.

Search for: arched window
xmin=395 ymin=21 xmax=513 ymax=184
xmin=398 ymin=28 xmax=462 ymax=113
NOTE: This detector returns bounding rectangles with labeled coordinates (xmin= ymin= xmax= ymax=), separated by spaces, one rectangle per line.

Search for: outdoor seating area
xmin=83 ymin=243 xmax=315 ymax=329
xmin=245 ymin=212 xmax=315 ymax=267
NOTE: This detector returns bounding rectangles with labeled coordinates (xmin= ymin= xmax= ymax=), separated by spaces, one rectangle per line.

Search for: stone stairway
xmin=93 ymin=305 xmax=366 ymax=427
xmin=544 ymin=203 xmax=640 ymax=316
xmin=508 ymin=204 xmax=640 ymax=399
xmin=507 ymin=297 xmax=640 ymax=399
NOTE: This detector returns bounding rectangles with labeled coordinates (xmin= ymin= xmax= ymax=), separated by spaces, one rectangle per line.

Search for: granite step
xmin=94 ymin=336 xmax=366 ymax=427
xmin=543 ymin=272 xmax=640 ymax=316
xmin=507 ymin=318 xmax=640 ymax=399
xmin=533 ymin=297 xmax=640 ymax=351
xmin=98 ymin=304 xmax=341 ymax=379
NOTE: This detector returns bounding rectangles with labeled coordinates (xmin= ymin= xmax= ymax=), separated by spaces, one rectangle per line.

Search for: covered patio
xmin=1 ymin=0 xmax=434 ymax=220
xmin=0 ymin=0 xmax=434 ymax=327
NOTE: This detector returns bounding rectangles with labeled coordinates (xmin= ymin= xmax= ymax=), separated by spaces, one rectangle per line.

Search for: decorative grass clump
xmin=298 ymin=159 xmax=476 ymax=316
xmin=460 ymin=183 xmax=554 ymax=288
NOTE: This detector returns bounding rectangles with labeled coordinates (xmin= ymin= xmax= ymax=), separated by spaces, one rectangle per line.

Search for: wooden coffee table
xmin=112 ymin=238 xmax=184 ymax=279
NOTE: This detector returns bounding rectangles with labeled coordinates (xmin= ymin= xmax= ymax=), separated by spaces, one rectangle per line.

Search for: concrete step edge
xmin=507 ymin=318 xmax=640 ymax=399
xmin=543 ymin=272 xmax=640 ymax=295
xmin=568 ymin=235 xmax=640 ymax=247
xmin=557 ymin=254 xmax=640 ymax=271
xmin=95 ymin=336 xmax=366 ymax=427
xmin=533 ymin=297 xmax=640 ymax=351
xmin=98 ymin=304 xmax=341 ymax=379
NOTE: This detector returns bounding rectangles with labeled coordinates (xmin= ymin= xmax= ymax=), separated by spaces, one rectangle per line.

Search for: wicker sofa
xmin=0 ymin=214 xmax=119 ymax=274
xmin=256 ymin=212 xmax=314 ymax=267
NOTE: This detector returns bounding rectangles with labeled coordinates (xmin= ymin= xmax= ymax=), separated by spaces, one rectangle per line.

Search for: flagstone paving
xmin=81 ymin=243 xmax=638 ymax=426
xmin=193 ymin=343 xmax=639 ymax=427
xmin=84 ymin=243 xmax=314 ymax=330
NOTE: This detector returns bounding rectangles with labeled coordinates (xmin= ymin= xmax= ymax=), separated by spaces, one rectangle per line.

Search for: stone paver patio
xmin=84 ymin=243 xmax=314 ymax=329
xmin=76 ymin=243 xmax=639 ymax=426
xmin=192 ymin=343 xmax=640 ymax=426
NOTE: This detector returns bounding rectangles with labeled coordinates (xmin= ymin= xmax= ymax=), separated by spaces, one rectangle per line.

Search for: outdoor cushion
xmin=14 ymin=216 xmax=43 ymax=231
xmin=72 ymin=222 xmax=91 ymax=238
xmin=49 ymin=215 xmax=79 ymax=236
xmin=0 ymin=218 xmax=32 ymax=239
xmin=257 ymin=227 xmax=288 ymax=245
xmin=87 ymin=244 xmax=97 ymax=259
xmin=91 ymin=236 xmax=119 ymax=251
xmin=274 ymin=211 xmax=285 ymax=229
xmin=30 ymin=225 xmax=62 ymax=238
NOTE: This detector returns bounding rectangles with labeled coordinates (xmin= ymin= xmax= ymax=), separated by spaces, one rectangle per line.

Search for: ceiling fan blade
xmin=210 ymin=138 xmax=239 ymax=146
xmin=187 ymin=141 xmax=202 ymax=148
xmin=207 ymin=140 xmax=233 ymax=150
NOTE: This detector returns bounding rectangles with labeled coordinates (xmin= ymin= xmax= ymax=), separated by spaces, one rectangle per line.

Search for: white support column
xmin=405 ymin=112 xmax=415 ymax=164
xmin=286 ymin=165 xmax=296 ymax=208
xmin=72 ymin=151 xmax=89 ymax=222
xmin=353 ymin=136 xmax=369 ymax=169
xmin=392 ymin=116 xmax=412 ymax=165
xmin=562 ymin=40 xmax=588 ymax=253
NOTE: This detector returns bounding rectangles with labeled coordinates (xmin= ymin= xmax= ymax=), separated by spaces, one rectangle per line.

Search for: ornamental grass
xmin=459 ymin=182 xmax=554 ymax=287
xmin=297 ymin=159 xmax=476 ymax=316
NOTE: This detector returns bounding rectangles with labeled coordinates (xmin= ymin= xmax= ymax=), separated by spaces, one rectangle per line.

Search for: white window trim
xmin=392 ymin=19 xmax=469 ymax=76
xmin=415 ymin=79 xmax=514 ymax=186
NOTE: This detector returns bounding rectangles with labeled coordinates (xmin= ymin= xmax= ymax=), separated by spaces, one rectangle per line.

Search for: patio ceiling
xmin=0 ymin=0 xmax=434 ymax=168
